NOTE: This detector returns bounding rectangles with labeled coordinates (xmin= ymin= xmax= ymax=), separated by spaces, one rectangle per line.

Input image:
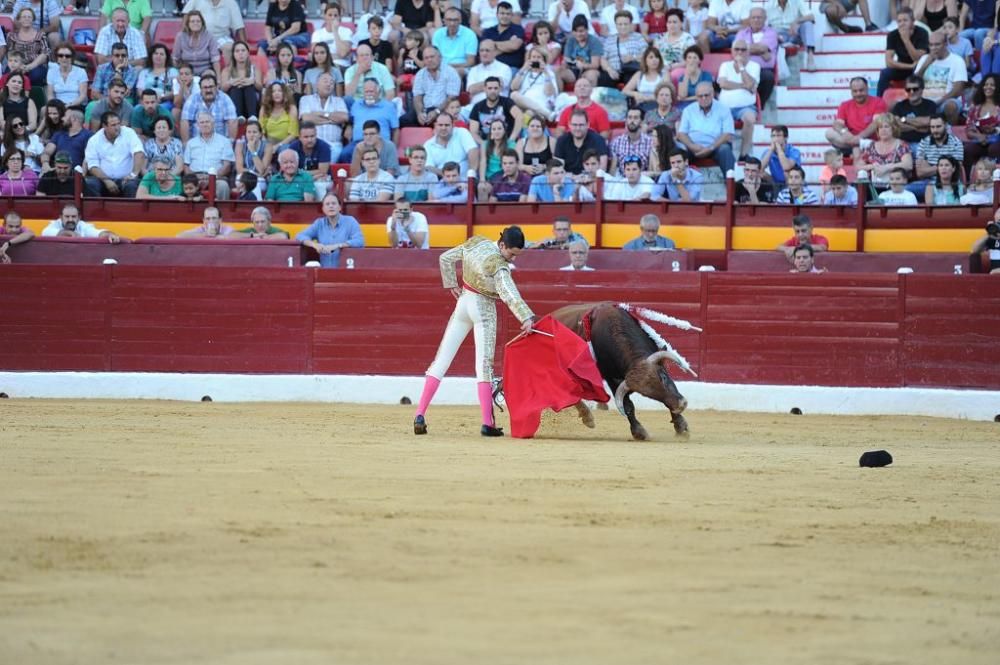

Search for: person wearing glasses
xmin=716 ymin=39 xmax=758 ymax=163
xmin=91 ymin=43 xmax=139 ymax=102
xmin=136 ymin=156 xmax=183 ymax=199
xmin=891 ymin=74 xmax=936 ymax=150
xmin=46 ymin=44 xmax=88 ymax=107
xmin=431 ymin=7 xmax=478 ymax=77
xmin=676 ymin=81 xmax=735 ymax=175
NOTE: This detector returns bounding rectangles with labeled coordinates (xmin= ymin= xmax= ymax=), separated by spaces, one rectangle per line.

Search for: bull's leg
xmin=573 ymin=400 xmax=595 ymax=429
xmin=621 ymin=394 xmax=650 ymax=441
xmin=671 ymin=411 xmax=690 ymax=439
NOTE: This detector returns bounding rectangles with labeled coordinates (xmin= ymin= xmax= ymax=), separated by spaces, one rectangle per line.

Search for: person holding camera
xmin=971 ymin=218 xmax=1000 ymax=274
xmin=387 ymin=198 xmax=430 ymax=249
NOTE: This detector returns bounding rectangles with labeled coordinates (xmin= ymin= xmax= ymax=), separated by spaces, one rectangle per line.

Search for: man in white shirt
xmin=598 ymin=0 xmax=640 ymax=33
xmin=914 ymin=31 xmax=968 ymax=126
xmin=83 ymin=111 xmax=144 ymax=197
xmin=183 ymin=112 xmax=235 ymax=199
xmin=716 ymin=39 xmax=759 ymax=160
xmin=349 ymin=147 xmax=395 ymax=201
xmin=548 ymin=0 xmax=592 ymax=40
xmin=560 ymin=239 xmax=596 ymax=271
xmin=422 ymin=112 xmax=480 ymax=176
xmin=605 ymin=156 xmax=655 ymax=201
xmin=182 ymin=0 xmax=245 ymax=61
xmin=299 ymin=72 xmax=349 ymax=156
xmin=702 ymin=0 xmax=751 ymax=53
xmin=41 ymin=203 xmax=121 ymax=242
xmin=466 ymin=40 xmax=513 ymax=106
xmin=386 ymin=198 xmax=430 ymax=248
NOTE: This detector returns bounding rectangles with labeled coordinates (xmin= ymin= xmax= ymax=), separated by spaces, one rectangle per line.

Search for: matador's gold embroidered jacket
xmin=439 ymin=236 xmax=534 ymax=323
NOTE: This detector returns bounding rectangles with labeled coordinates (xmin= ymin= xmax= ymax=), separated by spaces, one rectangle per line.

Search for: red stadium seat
xmin=398 ymin=127 xmax=433 ymax=158
xmin=68 ymin=17 xmax=100 ymax=54
xmin=152 ymin=19 xmax=182 ymax=50
xmin=701 ymin=53 xmax=729 ymax=78
xmin=0 ymin=16 xmax=13 ymax=36
xmin=882 ymin=88 xmax=908 ymax=109
xmin=245 ymin=20 xmax=268 ymax=52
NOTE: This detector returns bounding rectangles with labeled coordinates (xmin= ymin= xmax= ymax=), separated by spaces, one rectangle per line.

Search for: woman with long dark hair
xmin=963 ymin=74 xmax=1000 ymax=174
xmin=646 ymin=123 xmax=677 ymax=179
xmin=925 ymin=154 xmax=965 ymax=205
xmin=35 ymin=99 xmax=65 ymax=143
xmin=137 ymin=44 xmax=179 ymax=110
xmin=413 ymin=226 xmax=537 ymax=438
xmin=0 ymin=74 xmax=39 ymax=134
xmin=221 ymin=41 xmax=262 ymax=120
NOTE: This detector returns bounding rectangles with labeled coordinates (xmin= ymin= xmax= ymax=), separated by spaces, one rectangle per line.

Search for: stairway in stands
xmin=752 ymin=7 xmax=888 ymax=182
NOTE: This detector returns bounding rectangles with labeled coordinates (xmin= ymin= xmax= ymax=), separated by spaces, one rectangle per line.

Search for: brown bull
xmin=550 ymin=302 xmax=691 ymax=440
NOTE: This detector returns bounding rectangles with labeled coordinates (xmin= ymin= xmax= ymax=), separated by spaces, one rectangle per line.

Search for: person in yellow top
xmin=414 ymin=226 xmax=537 ymax=437
xmin=259 ymin=81 xmax=299 ymax=145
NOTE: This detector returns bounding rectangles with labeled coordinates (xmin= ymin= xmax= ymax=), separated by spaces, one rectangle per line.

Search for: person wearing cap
xmin=37 ymin=150 xmax=76 ymax=196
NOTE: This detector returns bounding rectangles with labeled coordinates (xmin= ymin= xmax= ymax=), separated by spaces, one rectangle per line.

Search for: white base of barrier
xmin=1 ymin=372 xmax=998 ymax=422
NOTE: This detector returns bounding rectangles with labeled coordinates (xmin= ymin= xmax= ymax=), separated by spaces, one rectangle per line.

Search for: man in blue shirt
xmin=295 ymin=192 xmax=365 ymax=267
xmin=527 ymin=159 xmax=576 ymax=202
xmin=622 ymin=214 xmax=676 ymax=251
xmin=677 ymin=81 xmax=735 ymax=175
xmin=432 ymin=7 xmax=478 ymax=76
xmin=655 ymin=149 xmax=705 ymax=201
xmin=340 ymin=79 xmax=400 ymax=162
xmin=759 ymin=124 xmax=801 ymax=186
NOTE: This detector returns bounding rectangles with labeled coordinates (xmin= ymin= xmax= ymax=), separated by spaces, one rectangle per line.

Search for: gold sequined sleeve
xmin=494 ymin=265 xmax=534 ymax=323
xmin=438 ymin=242 xmax=464 ymax=289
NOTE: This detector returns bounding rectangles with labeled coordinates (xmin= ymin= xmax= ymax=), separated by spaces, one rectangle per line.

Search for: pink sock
xmin=477 ymin=382 xmax=494 ymax=426
xmin=415 ymin=375 xmax=440 ymax=417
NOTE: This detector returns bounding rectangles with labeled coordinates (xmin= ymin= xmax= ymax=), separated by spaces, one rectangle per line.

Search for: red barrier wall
xmin=2 ymin=266 xmax=998 ymax=389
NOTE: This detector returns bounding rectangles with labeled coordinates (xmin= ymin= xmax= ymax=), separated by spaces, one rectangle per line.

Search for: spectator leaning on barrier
xmin=677 ymin=81 xmax=735 ymax=176
xmin=560 ymin=239 xmax=595 ymax=271
xmin=84 ymin=111 xmax=144 ymax=198
xmin=778 ymin=213 xmax=828 ymax=261
xmin=655 ymin=148 xmax=704 ymax=202
xmin=41 ymin=203 xmax=121 ymax=242
xmin=387 ymin=198 xmax=430 ymax=249
xmin=177 ymin=206 xmax=234 ymax=238
xmin=0 ymin=210 xmax=34 ymax=263
xmin=234 ymin=206 xmax=290 ymax=239
xmin=734 ymin=155 xmax=775 ymax=203
xmin=532 ymin=215 xmax=586 ymax=249
xmin=622 ymin=213 xmax=677 ymax=251
xmin=825 ymin=77 xmax=887 ymax=156
xmin=296 ymin=191 xmax=364 ymax=268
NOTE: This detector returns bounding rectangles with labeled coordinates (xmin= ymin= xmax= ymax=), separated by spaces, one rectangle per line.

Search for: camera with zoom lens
xmin=986 ymin=222 xmax=1000 ymax=237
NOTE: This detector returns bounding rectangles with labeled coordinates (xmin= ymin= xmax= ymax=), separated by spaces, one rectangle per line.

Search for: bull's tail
xmin=617 ymin=303 xmax=700 ymax=377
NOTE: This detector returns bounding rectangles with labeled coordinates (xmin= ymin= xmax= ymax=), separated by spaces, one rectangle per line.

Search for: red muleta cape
xmin=502 ymin=315 xmax=610 ymax=438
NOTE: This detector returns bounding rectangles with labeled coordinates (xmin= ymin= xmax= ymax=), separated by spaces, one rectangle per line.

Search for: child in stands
xmin=877 ymin=168 xmax=918 ymax=205
xmin=819 ymin=148 xmax=847 ymax=195
xmin=822 ymin=174 xmax=858 ymax=206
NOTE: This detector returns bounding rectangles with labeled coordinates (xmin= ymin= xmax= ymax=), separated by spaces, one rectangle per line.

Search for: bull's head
xmin=614 ymin=351 xmax=688 ymax=415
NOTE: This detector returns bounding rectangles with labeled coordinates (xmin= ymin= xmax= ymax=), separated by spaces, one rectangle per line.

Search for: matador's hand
xmin=520 ymin=316 xmax=537 ymax=333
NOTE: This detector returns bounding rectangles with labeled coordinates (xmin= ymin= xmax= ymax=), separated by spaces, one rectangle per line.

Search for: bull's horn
xmin=645 ymin=350 xmax=672 ymax=365
xmin=613 ymin=381 xmax=629 ymax=416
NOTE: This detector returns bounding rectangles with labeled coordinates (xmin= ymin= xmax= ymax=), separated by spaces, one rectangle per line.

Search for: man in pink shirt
xmin=555 ymin=78 xmax=611 ymax=139
xmin=823 ymin=76 xmax=886 ymax=156
xmin=735 ymin=7 xmax=778 ymax=105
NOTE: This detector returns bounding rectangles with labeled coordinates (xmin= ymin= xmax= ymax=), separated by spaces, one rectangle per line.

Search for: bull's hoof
xmin=631 ymin=426 xmax=650 ymax=441
xmin=575 ymin=402 xmax=595 ymax=429
xmin=413 ymin=415 xmax=427 ymax=435
xmin=674 ymin=429 xmax=690 ymax=440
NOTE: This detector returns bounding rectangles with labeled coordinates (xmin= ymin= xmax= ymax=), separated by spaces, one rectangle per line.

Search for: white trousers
xmin=426 ymin=290 xmax=498 ymax=382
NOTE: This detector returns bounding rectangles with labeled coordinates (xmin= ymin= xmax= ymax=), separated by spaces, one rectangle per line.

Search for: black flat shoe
xmin=481 ymin=424 xmax=504 ymax=437
xmin=414 ymin=415 xmax=427 ymax=435
xmin=842 ymin=24 xmax=863 ymax=33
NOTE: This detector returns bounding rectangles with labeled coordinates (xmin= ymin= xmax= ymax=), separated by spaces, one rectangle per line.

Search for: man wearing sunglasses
xmin=891 ymin=75 xmax=936 ymax=148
